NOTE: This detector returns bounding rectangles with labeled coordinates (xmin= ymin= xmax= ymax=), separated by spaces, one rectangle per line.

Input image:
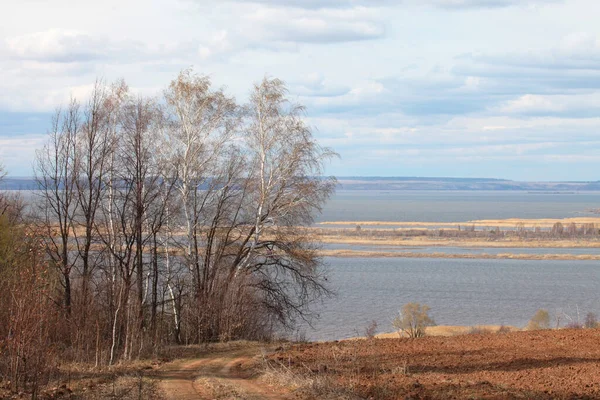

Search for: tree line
xmin=0 ymin=70 xmax=336 ymax=392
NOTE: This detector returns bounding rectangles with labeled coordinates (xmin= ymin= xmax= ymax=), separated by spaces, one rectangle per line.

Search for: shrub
xmin=585 ymin=312 xmax=598 ymax=328
xmin=551 ymin=222 xmax=564 ymax=236
xmin=468 ymin=326 xmax=493 ymax=335
xmin=565 ymin=322 xmax=583 ymax=329
xmin=364 ymin=320 xmax=378 ymax=339
xmin=392 ymin=303 xmax=435 ymax=338
xmin=527 ymin=309 xmax=550 ymax=330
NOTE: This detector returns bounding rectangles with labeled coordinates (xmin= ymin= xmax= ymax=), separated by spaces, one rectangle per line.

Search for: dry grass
xmin=72 ymin=374 xmax=162 ymax=400
xmin=345 ymin=325 xmax=520 ymax=340
xmin=194 ymin=377 xmax=245 ymax=399
xmin=317 ymin=235 xmax=600 ymax=248
xmin=318 ymin=217 xmax=600 ymax=229
xmin=318 ymin=249 xmax=600 ymax=260
xmin=261 ymin=354 xmax=362 ymax=399
xmin=0 ymin=360 xmax=165 ymax=400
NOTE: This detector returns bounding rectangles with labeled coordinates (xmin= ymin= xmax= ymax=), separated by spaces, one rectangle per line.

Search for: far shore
xmin=318 ymin=216 xmax=600 ymax=229
xmin=312 ymin=216 xmax=600 ymax=258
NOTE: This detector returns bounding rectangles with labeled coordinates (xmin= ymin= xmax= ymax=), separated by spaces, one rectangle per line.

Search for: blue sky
xmin=1 ymin=0 xmax=600 ymax=180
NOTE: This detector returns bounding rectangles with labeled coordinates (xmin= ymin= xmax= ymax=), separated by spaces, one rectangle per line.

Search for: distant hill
xmin=0 ymin=177 xmax=37 ymax=190
xmin=335 ymin=177 xmax=600 ymax=191
xmin=3 ymin=176 xmax=600 ymax=191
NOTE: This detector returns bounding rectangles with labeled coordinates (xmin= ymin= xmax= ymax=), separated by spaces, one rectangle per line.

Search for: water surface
xmin=300 ymin=257 xmax=600 ymax=341
xmin=318 ymin=191 xmax=600 ymax=223
xmin=321 ymin=243 xmax=600 ymax=255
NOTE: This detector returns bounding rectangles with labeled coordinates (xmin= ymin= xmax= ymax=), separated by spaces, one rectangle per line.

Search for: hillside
xmin=336 ymin=177 xmax=600 ymax=191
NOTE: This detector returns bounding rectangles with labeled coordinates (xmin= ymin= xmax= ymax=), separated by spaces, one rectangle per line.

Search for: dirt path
xmin=158 ymin=347 xmax=291 ymax=400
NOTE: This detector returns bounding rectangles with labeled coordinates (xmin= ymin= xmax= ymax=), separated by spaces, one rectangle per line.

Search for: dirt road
xmin=158 ymin=345 xmax=292 ymax=400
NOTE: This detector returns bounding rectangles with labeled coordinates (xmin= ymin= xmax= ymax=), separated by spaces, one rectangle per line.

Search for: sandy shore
xmin=317 ymin=249 xmax=600 ymax=260
xmin=374 ymin=324 xmax=521 ymax=339
xmin=342 ymin=325 xmax=521 ymax=341
xmin=318 ymin=216 xmax=600 ymax=228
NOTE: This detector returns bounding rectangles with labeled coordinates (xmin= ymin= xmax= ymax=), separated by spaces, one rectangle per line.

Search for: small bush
xmin=392 ymin=303 xmax=435 ymax=338
xmin=497 ymin=325 xmax=512 ymax=334
xmin=566 ymin=322 xmax=583 ymax=329
xmin=364 ymin=320 xmax=378 ymax=339
xmin=527 ymin=309 xmax=550 ymax=330
xmin=468 ymin=326 xmax=493 ymax=335
xmin=585 ymin=312 xmax=598 ymax=328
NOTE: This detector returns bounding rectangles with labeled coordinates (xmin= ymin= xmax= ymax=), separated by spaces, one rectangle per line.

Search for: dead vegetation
xmin=314 ymin=218 xmax=600 ymax=243
xmin=0 ymin=360 xmax=163 ymax=400
xmin=269 ymin=329 xmax=600 ymax=399
xmin=319 ymin=249 xmax=600 ymax=260
xmin=318 ymin=217 xmax=600 ymax=230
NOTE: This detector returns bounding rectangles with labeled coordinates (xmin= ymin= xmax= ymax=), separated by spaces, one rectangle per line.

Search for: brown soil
xmin=158 ymin=344 xmax=293 ymax=399
xmin=270 ymin=328 xmax=600 ymax=399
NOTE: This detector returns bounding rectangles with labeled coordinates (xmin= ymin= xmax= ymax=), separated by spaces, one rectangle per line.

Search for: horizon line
xmin=3 ymin=175 xmax=600 ymax=184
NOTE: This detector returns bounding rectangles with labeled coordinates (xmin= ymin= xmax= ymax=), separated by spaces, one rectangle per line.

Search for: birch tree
xmin=164 ymin=69 xmax=238 ymax=340
xmin=232 ymin=77 xmax=337 ymax=328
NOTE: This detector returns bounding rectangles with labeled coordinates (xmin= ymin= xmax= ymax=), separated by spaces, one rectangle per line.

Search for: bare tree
xmin=0 ymin=163 xmax=10 ymax=217
xmin=230 ymin=77 xmax=337 ymax=330
xmin=73 ymin=82 xmax=114 ymax=326
xmin=101 ymin=80 xmax=129 ymax=364
xmin=34 ymin=101 xmax=81 ymax=317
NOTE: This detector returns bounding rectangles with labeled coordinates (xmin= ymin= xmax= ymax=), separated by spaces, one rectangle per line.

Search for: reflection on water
xmin=300 ymin=257 xmax=600 ymax=341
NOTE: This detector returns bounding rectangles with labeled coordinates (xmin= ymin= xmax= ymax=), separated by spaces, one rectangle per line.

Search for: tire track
xmin=158 ymin=348 xmax=292 ymax=399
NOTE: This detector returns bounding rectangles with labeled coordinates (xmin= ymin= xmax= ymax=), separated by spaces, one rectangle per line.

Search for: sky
xmin=1 ymin=0 xmax=600 ymax=180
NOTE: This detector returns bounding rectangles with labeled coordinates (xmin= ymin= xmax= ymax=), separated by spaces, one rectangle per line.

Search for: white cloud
xmin=245 ymin=7 xmax=384 ymax=43
xmin=418 ymin=0 xmax=562 ymax=9
xmin=223 ymin=0 xmax=561 ymax=10
xmin=1 ymin=0 xmax=600 ymax=179
xmin=2 ymin=29 xmax=193 ymax=65
xmin=291 ymin=73 xmax=351 ymax=97
xmin=198 ymin=30 xmax=233 ymax=59
xmin=5 ymin=30 xmax=107 ymax=62
xmin=496 ymin=92 xmax=600 ymax=115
